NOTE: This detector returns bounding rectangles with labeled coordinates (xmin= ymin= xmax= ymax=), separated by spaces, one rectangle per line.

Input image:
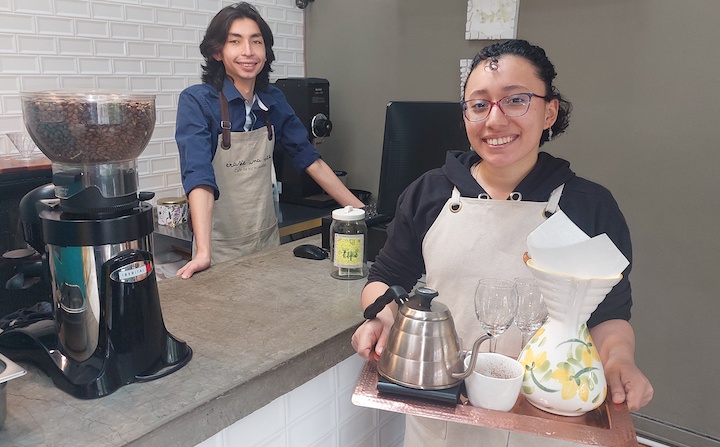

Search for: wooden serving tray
xmin=352 ymin=359 xmax=638 ymax=446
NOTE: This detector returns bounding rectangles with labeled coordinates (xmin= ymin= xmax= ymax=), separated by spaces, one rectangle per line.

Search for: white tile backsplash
xmin=171 ymin=0 xmax=198 ymax=11
xmin=308 ymin=431 xmax=338 ymax=447
xmin=0 ymin=34 xmax=14 ymax=52
xmin=336 ymin=354 xmax=364 ymax=390
xmin=114 ymin=58 xmax=143 ymax=74
xmin=17 ymin=35 xmax=56 ymax=53
xmin=91 ymin=2 xmax=125 ymax=21
xmin=54 ymin=0 xmax=92 ymax=18
xmin=57 ymin=37 xmax=94 ymax=55
xmin=171 ymin=27 xmax=199 ymax=43
xmin=110 ymin=22 xmax=143 ymax=39
xmin=0 ymin=0 xmax=303 ymax=200
xmin=0 ymin=55 xmax=39 ymax=73
xmin=286 ymin=368 xmax=336 ymax=422
xmin=36 ymin=16 xmax=73 ymax=35
xmin=97 ymin=75 xmax=130 ymax=90
xmin=337 ymin=383 xmax=366 ymax=425
xmin=156 ymin=9 xmax=183 ymax=25
xmin=40 ymin=56 xmax=78 ymax=73
xmin=338 ymin=404 xmax=376 ymax=447
xmin=0 ymin=13 xmax=33 ymax=33
xmin=95 ymin=39 xmax=127 ymax=57
xmin=197 ymin=355 xmax=406 ymax=447
xmin=74 ymin=19 xmax=109 ymax=37
xmin=78 ymin=56 xmax=112 ymax=73
xmin=127 ymin=41 xmax=156 ymax=58
xmin=287 ymin=399 xmax=337 ymax=447
xmin=225 ymin=396 xmax=286 ymax=447
xmin=257 ymin=431 xmax=288 ymax=447
xmin=15 ymin=0 xmax=52 ymax=15
xmin=125 ymin=6 xmax=157 ymax=24
xmin=378 ymin=411 xmax=406 ymax=447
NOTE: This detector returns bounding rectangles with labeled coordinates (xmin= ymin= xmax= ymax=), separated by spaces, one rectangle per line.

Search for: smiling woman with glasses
xmin=351 ymin=39 xmax=653 ymax=447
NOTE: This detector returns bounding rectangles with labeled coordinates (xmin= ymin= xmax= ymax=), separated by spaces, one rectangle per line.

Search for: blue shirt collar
xmin=221 ymin=77 xmax=276 ymax=112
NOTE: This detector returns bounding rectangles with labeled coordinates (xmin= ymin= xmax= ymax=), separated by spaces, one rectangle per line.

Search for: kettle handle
xmin=450 ymin=333 xmax=492 ymax=381
xmin=363 ymin=285 xmax=409 ymax=320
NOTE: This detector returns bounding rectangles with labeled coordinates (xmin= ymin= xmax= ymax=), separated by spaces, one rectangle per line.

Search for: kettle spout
xmin=450 ymin=333 xmax=492 ymax=381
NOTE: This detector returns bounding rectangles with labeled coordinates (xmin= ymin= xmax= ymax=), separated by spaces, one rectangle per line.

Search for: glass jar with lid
xmin=330 ymin=206 xmax=368 ymax=280
xmin=156 ymin=196 xmax=188 ymax=227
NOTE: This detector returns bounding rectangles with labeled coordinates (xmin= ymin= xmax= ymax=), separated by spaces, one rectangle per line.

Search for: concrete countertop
xmin=0 ymin=235 xmax=366 ymax=447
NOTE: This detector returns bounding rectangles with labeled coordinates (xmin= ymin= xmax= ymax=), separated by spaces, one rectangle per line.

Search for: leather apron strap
xmin=219 ymin=91 xmax=232 ymax=150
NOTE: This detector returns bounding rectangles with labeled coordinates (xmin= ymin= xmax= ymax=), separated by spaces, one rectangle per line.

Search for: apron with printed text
xmin=403 ymin=185 xmax=563 ymax=447
xmin=198 ymin=126 xmax=280 ymax=264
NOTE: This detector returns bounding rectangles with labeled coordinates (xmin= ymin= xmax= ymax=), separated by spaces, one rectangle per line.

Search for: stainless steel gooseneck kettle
xmin=364 ymin=286 xmax=490 ymax=390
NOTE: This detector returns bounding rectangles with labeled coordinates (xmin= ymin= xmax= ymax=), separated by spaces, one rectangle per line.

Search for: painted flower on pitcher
xmin=519 ymin=323 xmax=605 ymax=403
xmin=582 ymin=343 xmax=600 ymax=367
xmin=519 ymin=346 xmax=548 ymax=375
xmin=551 ymin=365 xmax=591 ymax=401
xmin=519 ymin=345 xmax=555 ymax=395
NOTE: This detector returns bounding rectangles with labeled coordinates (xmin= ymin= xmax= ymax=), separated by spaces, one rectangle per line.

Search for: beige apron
xmin=197 ymin=125 xmax=280 ymax=264
xmin=403 ymin=184 xmax=564 ymax=447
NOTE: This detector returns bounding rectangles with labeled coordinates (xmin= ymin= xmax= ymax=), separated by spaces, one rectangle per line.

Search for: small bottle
xmin=330 ymin=206 xmax=368 ymax=280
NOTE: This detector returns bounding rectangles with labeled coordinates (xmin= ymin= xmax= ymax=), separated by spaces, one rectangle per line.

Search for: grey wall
xmin=306 ymin=1 xmax=720 ymax=445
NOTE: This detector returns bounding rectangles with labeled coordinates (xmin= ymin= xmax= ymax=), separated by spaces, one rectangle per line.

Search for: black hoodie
xmin=368 ymin=150 xmax=632 ymax=327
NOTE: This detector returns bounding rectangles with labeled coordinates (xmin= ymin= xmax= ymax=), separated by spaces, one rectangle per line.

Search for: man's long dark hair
xmin=199 ymin=2 xmax=275 ymax=92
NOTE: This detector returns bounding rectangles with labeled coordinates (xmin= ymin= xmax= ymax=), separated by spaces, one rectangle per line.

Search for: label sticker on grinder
xmin=111 ymin=260 xmax=154 ymax=283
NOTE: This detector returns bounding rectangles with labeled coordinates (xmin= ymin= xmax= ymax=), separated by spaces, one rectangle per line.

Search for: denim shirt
xmin=176 ymin=78 xmax=320 ymax=199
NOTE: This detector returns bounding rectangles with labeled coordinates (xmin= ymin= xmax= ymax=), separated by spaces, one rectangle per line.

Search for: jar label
xmin=333 ymin=234 xmax=364 ymax=268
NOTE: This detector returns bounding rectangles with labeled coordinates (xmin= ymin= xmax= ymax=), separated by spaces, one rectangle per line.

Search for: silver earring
xmin=547 ymin=128 xmax=553 ymax=141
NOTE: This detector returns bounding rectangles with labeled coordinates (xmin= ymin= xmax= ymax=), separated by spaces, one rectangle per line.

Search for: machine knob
xmin=311 ymin=113 xmax=332 ymax=138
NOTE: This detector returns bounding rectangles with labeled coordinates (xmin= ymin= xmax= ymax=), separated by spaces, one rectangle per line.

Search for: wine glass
xmin=6 ymin=131 xmax=38 ymax=159
xmin=474 ymin=278 xmax=518 ymax=353
xmin=513 ymin=277 xmax=548 ymax=348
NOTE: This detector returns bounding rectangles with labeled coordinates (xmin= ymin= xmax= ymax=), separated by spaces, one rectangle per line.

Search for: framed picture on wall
xmin=466 ymin=0 xmax=520 ymax=40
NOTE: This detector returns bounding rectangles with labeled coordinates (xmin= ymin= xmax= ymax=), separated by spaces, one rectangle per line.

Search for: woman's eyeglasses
xmin=461 ymin=93 xmax=548 ymax=122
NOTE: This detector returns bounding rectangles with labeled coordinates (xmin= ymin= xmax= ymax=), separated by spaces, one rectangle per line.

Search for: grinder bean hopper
xmin=0 ymin=91 xmax=192 ymax=399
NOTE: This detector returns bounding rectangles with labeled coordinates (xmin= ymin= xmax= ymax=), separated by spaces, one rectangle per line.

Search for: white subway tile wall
xmin=0 ymin=0 xmax=304 ymax=201
xmin=195 ymin=355 xmax=406 ymax=447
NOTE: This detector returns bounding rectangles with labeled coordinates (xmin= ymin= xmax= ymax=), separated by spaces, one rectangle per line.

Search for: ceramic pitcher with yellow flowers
xmin=517 ymin=259 xmax=622 ymax=416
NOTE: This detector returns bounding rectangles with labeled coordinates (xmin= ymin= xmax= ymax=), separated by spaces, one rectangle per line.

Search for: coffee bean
xmin=22 ymin=95 xmax=155 ymax=163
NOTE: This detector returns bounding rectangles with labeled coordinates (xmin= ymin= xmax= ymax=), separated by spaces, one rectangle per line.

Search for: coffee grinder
xmin=0 ymin=91 xmax=192 ymax=399
xmin=273 ymin=78 xmax=336 ymax=207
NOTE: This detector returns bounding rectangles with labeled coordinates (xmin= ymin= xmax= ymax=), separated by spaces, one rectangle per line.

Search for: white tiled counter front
xmin=196 ymin=355 xmax=405 ymax=447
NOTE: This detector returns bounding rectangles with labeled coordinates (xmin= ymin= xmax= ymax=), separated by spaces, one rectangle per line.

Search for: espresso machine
xmin=273 ymin=78 xmax=335 ymax=207
xmin=0 ymin=91 xmax=192 ymax=399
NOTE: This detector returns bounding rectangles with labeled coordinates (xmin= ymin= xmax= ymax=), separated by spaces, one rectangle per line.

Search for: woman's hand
xmin=603 ymin=351 xmax=654 ymax=411
xmin=590 ymin=319 xmax=654 ymax=411
xmin=352 ymin=316 xmax=393 ymax=361
xmin=353 ymin=282 xmax=398 ymax=360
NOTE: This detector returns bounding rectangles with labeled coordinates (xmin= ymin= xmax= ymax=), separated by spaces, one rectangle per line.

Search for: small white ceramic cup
xmin=464 ymin=352 xmax=524 ymax=411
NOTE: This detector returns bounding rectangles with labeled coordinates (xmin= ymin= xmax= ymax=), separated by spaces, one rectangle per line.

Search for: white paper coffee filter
xmin=527 ymin=210 xmax=629 ymax=279
xmin=527 ymin=210 xmax=588 ymax=249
